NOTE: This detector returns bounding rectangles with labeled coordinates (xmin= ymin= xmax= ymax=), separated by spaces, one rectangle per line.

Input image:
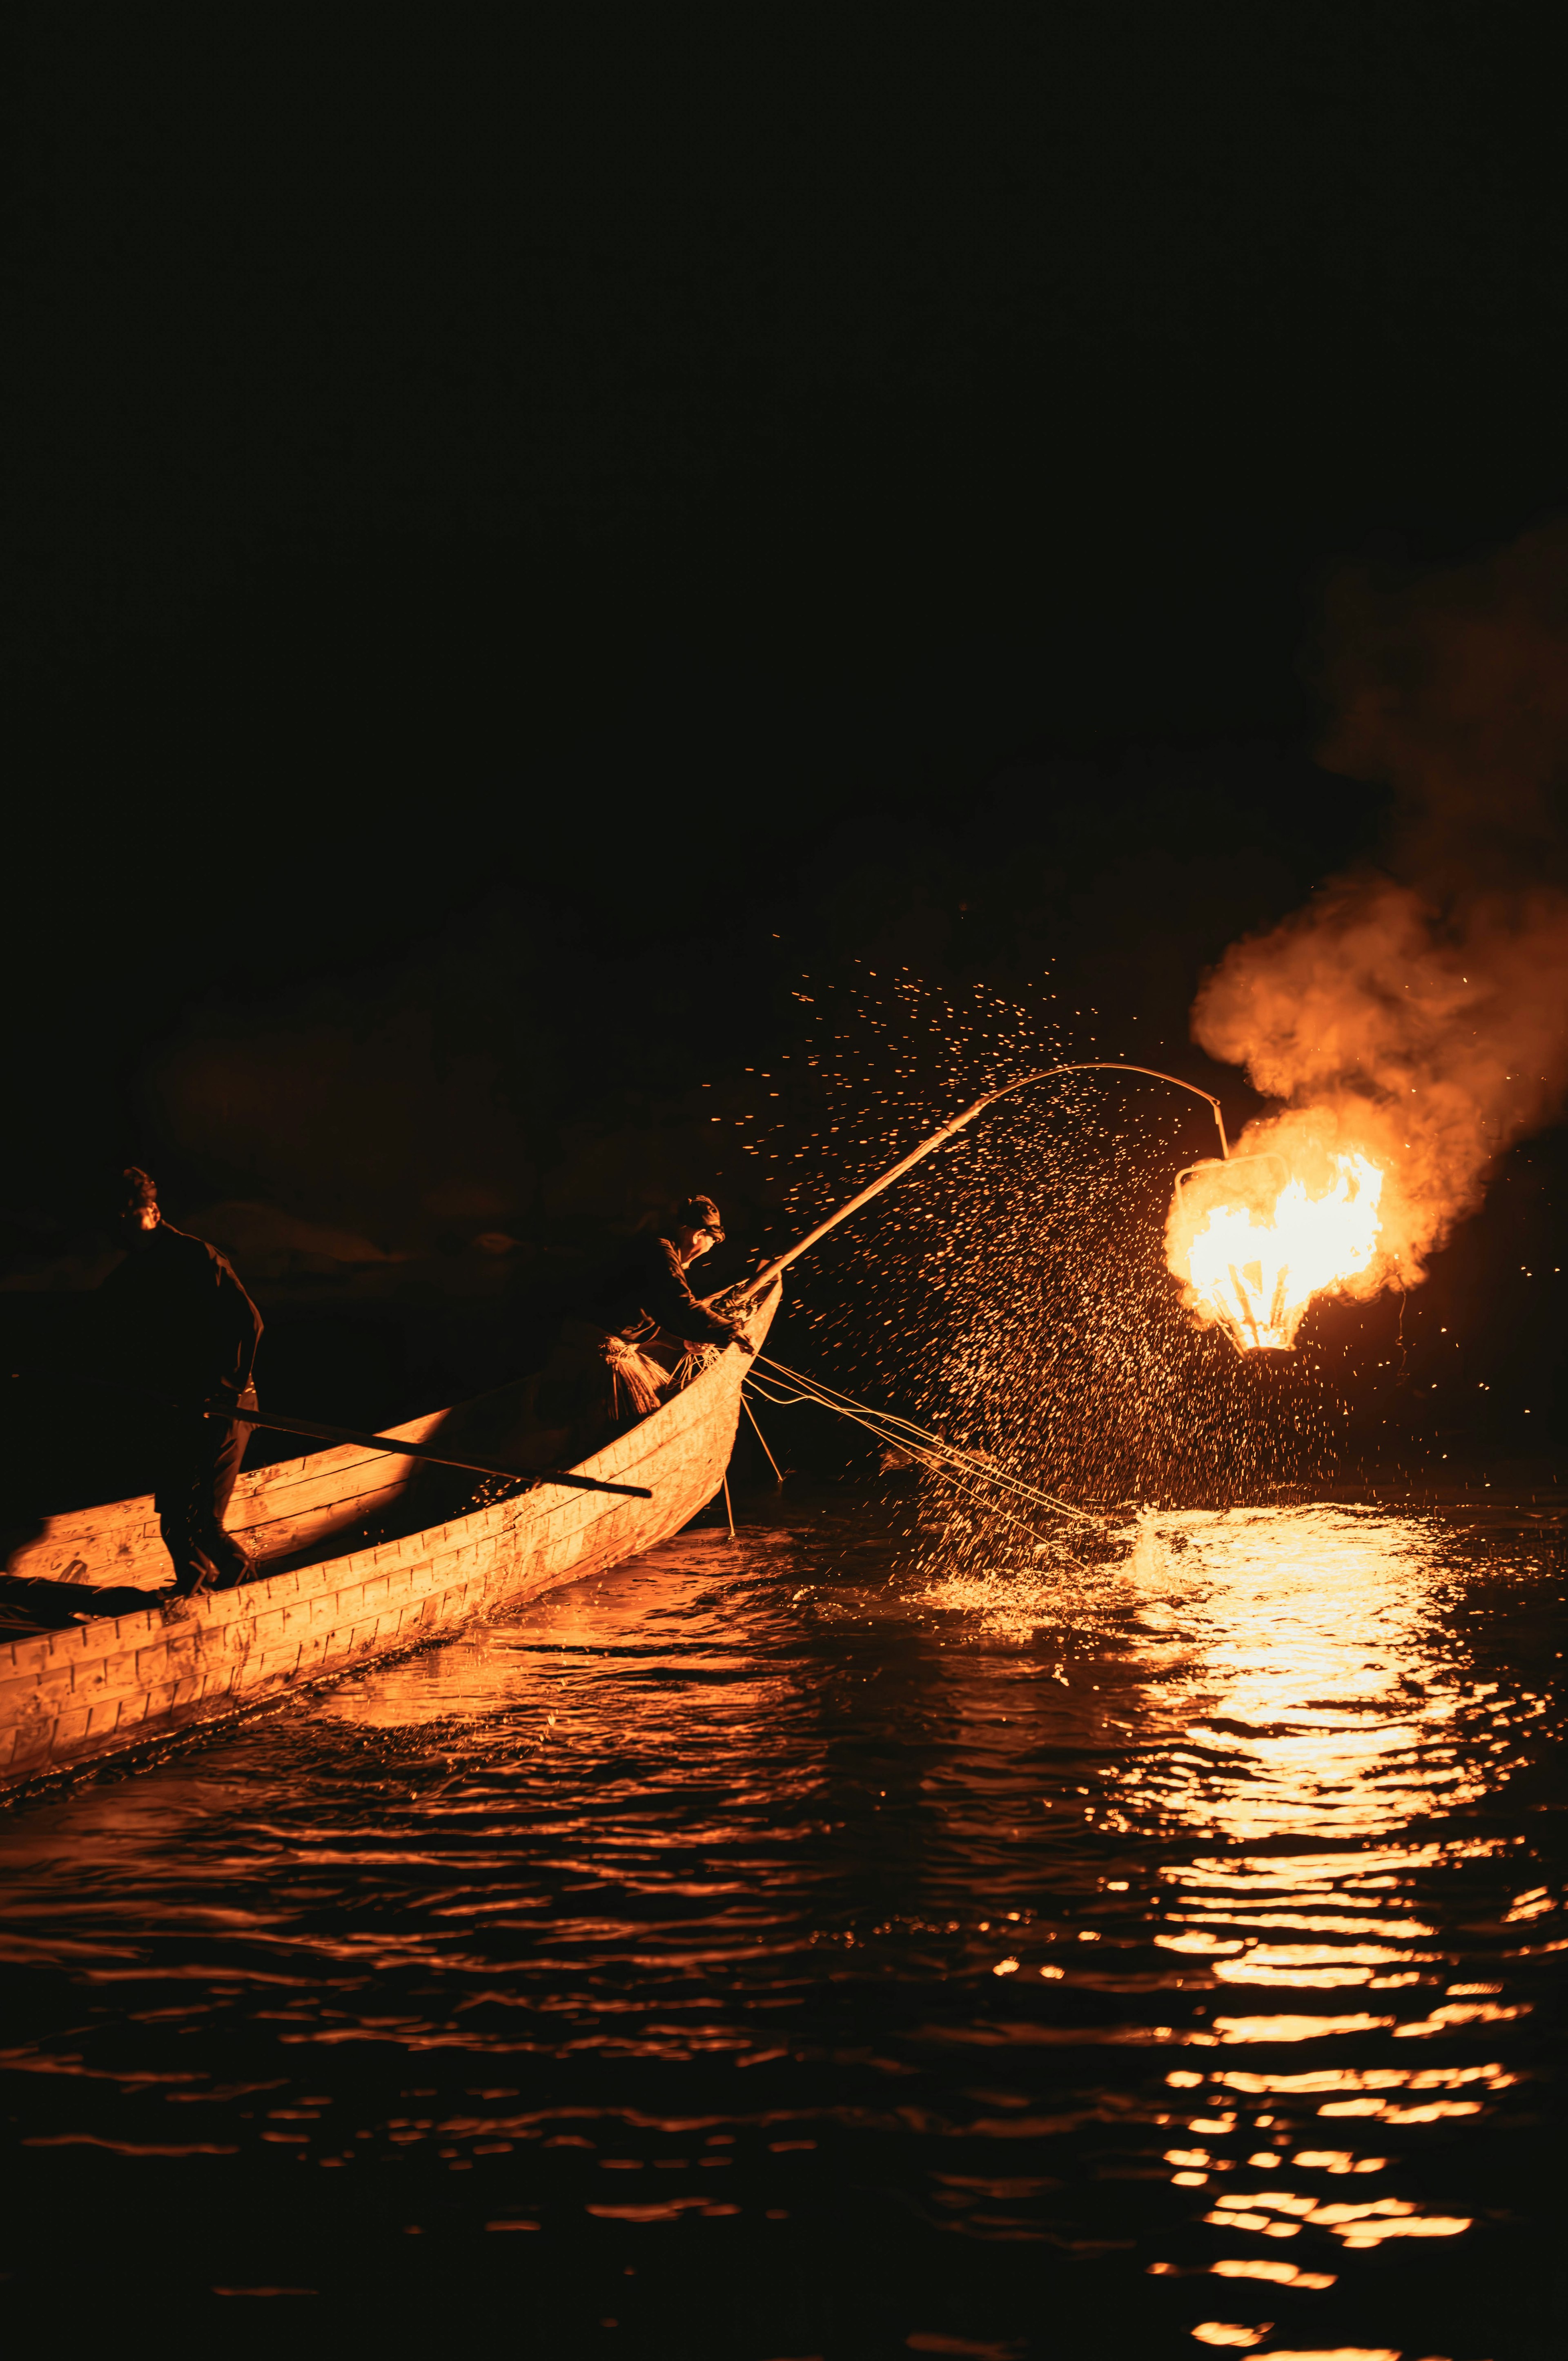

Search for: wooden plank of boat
xmin=3 ymin=1405 xmax=453 ymax=1591
xmin=0 ymin=1283 xmax=779 ymax=1794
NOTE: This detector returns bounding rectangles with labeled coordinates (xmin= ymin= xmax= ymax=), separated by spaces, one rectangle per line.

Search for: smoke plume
xmin=1180 ymin=518 xmax=1568 ymax=1305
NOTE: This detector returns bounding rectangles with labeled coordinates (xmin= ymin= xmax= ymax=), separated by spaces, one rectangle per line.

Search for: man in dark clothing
xmin=526 ymin=1195 xmax=752 ymax=1457
xmin=574 ymin=1196 xmax=750 ymax=1354
xmin=408 ymin=1198 xmax=751 ymax=1498
xmin=99 ymin=1167 xmax=264 ymax=1597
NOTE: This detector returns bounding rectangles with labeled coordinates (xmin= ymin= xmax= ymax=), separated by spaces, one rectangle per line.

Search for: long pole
xmin=8 ymin=1372 xmax=652 ymax=1501
xmin=216 ymin=1403 xmax=653 ymax=1499
xmin=723 ymin=1062 xmax=1227 ymax=1301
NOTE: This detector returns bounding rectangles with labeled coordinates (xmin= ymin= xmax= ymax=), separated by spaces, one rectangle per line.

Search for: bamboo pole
xmin=8 ymin=1373 xmax=652 ymax=1501
xmin=216 ymin=1403 xmax=653 ymax=1498
xmin=721 ymin=1062 xmax=1227 ymax=1303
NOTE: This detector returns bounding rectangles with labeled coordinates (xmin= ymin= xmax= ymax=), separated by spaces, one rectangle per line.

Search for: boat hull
xmin=0 ymin=1287 xmax=776 ymax=1793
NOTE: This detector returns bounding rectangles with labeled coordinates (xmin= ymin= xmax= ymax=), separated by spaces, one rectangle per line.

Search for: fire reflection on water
xmin=0 ymin=1495 xmax=1559 ymax=2352
xmin=922 ymin=1501 xmax=1561 ymax=2283
xmin=929 ymin=1503 xmax=1540 ymax=1846
xmin=1116 ymin=1506 xmax=1500 ymax=1842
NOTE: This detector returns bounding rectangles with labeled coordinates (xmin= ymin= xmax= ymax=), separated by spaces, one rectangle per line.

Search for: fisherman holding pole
xmin=524 ymin=1195 xmax=755 ymax=1461
xmin=99 ymin=1167 xmax=264 ymax=1598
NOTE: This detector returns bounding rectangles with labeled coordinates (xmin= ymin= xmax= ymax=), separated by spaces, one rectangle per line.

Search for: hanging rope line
xmin=745 ymin=1353 xmax=1109 ymax=1540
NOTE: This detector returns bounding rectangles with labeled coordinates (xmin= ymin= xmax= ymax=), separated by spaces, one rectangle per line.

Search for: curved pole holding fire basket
xmin=723 ymin=1062 xmax=1229 ymax=1304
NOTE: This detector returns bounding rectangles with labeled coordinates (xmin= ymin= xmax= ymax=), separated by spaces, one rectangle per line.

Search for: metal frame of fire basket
xmin=1173 ymin=1149 xmax=1294 ymax=1353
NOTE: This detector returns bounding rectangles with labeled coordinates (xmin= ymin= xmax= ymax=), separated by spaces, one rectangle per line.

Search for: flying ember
xmin=1168 ymin=1147 xmax=1385 ymax=1351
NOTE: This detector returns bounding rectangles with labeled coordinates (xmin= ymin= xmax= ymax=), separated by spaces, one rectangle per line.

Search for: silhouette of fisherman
xmin=539 ymin=1193 xmax=751 ymax=1436
xmin=100 ymin=1168 xmax=263 ymax=1598
xmin=570 ymin=1194 xmax=751 ymax=1382
xmin=396 ymin=1193 xmax=755 ymax=1512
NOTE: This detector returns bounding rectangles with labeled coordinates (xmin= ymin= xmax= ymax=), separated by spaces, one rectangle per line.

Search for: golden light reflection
xmin=1089 ymin=1502 xmax=1549 ymax=2276
xmin=1121 ymin=1507 xmax=1498 ymax=1844
xmin=1208 ymin=2258 xmax=1337 ymax=2288
xmin=1105 ymin=1500 xmax=1546 ymax=2172
xmin=316 ymin=1547 xmax=801 ymax=1744
xmin=1206 ymin=2189 xmax=1472 ymax=2247
xmin=1090 ymin=1492 xmax=1551 ymax=2205
xmin=914 ymin=1495 xmax=1546 ymax=2318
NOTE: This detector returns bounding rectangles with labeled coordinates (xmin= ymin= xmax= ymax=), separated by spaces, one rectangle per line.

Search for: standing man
xmin=100 ymin=1167 xmax=264 ymax=1599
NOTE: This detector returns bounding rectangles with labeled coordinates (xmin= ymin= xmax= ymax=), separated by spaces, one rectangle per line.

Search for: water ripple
xmin=0 ymin=1493 xmax=1561 ymax=2357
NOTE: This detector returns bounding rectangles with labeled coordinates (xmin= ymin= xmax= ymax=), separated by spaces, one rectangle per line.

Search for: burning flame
xmin=1170 ymin=1148 xmax=1385 ymax=1351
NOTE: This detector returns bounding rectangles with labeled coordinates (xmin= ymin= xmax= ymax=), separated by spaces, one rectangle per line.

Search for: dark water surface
xmin=2 ymin=1490 xmax=1564 ymax=2359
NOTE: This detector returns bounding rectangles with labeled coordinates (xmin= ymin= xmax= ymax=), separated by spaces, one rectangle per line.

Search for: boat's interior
xmin=0 ymin=1377 xmax=552 ymax=1630
xmin=0 ymin=1349 xmax=699 ymax=1637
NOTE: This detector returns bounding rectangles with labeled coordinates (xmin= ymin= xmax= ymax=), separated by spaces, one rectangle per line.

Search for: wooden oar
xmin=718 ymin=1061 xmax=1228 ymax=1303
xmin=8 ymin=1372 xmax=652 ymax=1500
xmin=216 ymin=1403 xmax=653 ymax=1499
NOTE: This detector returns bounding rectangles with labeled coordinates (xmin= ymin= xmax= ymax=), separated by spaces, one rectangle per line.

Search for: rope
xmin=745 ymin=1352 xmax=1109 ymax=1551
xmin=751 ymin=1353 xmax=1103 ymax=1523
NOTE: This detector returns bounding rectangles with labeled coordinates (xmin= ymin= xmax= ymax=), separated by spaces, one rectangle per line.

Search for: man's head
xmin=670 ymin=1194 xmax=724 ymax=1265
xmin=110 ymin=1166 xmax=161 ymax=1245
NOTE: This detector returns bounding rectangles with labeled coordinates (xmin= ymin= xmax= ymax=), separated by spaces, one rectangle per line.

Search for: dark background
xmin=7 ymin=3 xmax=1568 ymax=1495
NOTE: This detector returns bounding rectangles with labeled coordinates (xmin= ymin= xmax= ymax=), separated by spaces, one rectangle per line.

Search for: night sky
xmin=9 ymin=6 xmax=1568 ymax=1481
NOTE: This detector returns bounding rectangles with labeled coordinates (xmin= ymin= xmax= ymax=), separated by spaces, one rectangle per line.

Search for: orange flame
xmin=1168 ymin=1144 xmax=1385 ymax=1351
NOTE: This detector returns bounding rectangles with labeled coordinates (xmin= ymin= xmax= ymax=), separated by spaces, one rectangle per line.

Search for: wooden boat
xmin=0 ymin=1283 xmax=779 ymax=1794
xmin=0 ymin=1056 xmax=1178 ymax=1799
